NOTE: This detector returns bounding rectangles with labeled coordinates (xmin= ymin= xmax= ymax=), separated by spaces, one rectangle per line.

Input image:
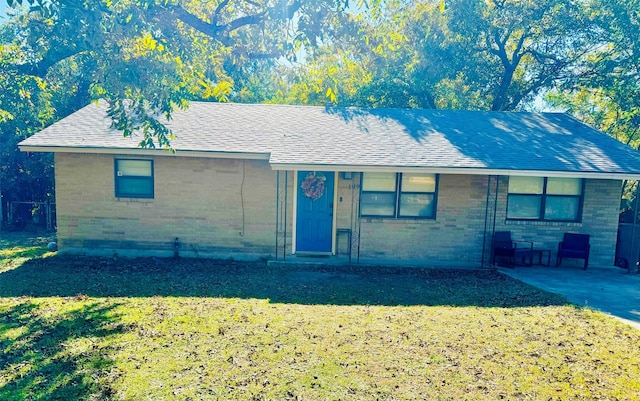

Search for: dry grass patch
xmin=0 ymin=243 xmax=639 ymax=400
xmin=0 ymin=232 xmax=55 ymax=272
xmin=105 ymin=298 xmax=639 ymax=401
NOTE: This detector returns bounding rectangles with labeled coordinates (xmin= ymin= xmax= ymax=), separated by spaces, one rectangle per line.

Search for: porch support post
xmin=481 ymin=175 xmax=500 ymax=268
xmin=631 ymin=181 xmax=640 ymax=272
xmin=482 ymin=175 xmax=494 ymax=268
xmin=492 ymin=176 xmax=500 ymax=237
xmin=0 ymin=176 xmax=3 ymax=230
xmin=275 ymin=171 xmax=280 ymax=260
xmin=275 ymin=171 xmax=288 ymax=261
xmin=490 ymin=176 xmax=501 ymax=266
xmin=350 ymin=172 xmax=362 ymax=263
xmin=284 ymin=171 xmax=288 ymax=260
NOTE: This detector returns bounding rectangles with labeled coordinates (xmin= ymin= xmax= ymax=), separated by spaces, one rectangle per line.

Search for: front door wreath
xmin=300 ymin=172 xmax=326 ymax=200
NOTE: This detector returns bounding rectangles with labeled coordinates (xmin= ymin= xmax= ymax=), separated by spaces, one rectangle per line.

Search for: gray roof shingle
xmin=18 ymin=101 xmax=640 ymax=177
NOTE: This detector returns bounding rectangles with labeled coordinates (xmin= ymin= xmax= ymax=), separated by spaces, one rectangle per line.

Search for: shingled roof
xmin=19 ymin=101 xmax=640 ymax=178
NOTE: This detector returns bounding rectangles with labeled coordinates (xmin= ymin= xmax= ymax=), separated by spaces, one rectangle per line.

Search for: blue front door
xmin=296 ymin=171 xmax=334 ymax=253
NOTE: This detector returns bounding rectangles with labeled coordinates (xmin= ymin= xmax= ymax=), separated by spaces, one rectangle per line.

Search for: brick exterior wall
xmin=494 ymin=177 xmax=621 ymax=268
xmin=352 ymin=174 xmax=622 ymax=268
xmin=54 ymin=153 xmax=622 ymax=267
xmin=55 ymin=153 xmax=277 ymax=258
xmin=355 ymin=174 xmax=490 ymax=266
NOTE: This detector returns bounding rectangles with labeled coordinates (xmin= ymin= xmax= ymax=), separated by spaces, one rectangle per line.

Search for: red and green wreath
xmin=300 ymin=172 xmax=326 ymax=200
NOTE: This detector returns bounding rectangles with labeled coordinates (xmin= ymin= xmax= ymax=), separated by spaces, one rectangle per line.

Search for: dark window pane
xmin=507 ymin=195 xmax=542 ymax=219
xmin=399 ymin=194 xmax=435 ymax=217
xmin=361 ymin=192 xmax=396 ymax=216
xmin=506 ymin=176 xmax=583 ymax=221
xmin=116 ymin=177 xmax=154 ymax=198
xmin=545 ymin=196 xmax=580 ymax=221
xmin=115 ymin=159 xmax=154 ymax=198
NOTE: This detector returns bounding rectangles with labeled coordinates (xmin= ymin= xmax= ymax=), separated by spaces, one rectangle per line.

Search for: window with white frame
xmin=506 ymin=176 xmax=583 ymax=221
xmin=360 ymin=173 xmax=438 ymax=218
xmin=115 ymin=159 xmax=154 ymax=198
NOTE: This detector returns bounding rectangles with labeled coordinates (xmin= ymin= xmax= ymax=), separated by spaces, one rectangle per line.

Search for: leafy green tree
xmin=447 ymin=0 xmax=595 ymax=111
xmin=2 ymin=0 xmax=372 ymax=145
xmin=0 ymin=0 xmax=375 ymax=223
xmin=547 ymin=0 xmax=639 ymax=144
xmin=277 ymin=0 xmax=598 ymax=111
xmin=0 ymin=15 xmax=66 ymax=220
xmin=544 ymin=0 xmax=640 ymax=219
xmin=3 ymin=0 xmax=639 ymax=216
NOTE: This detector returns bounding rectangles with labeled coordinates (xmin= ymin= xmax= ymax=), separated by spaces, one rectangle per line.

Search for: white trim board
xmin=21 ymin=145 xmax=640 ymax=180
xmin=19 ymin=146 xmax=270 ymax=160
xmin=269 ymin=164 xmax=640 ymax=180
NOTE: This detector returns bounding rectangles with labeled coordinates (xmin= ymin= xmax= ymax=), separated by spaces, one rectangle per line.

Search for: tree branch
xmin=12 ymin=44 xmax=88 ymax=78
xmin=163 ymin=0 xmax=302 ymax=46
xmin=163 ymin=5 xmax=226 ymax=39
xmin=7 ymin=1 xmax=305 ymax=79
xmin=510 ymin=28 xmax=529 ymax=66
xmin=225 ymin=12 xmax=268 ymax=33
xmin=213 ymin=0 xmax=231 ymax=21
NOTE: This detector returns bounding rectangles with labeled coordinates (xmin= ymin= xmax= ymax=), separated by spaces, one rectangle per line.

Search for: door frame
xmin=291 ymin=170 xmax=339 ymax=255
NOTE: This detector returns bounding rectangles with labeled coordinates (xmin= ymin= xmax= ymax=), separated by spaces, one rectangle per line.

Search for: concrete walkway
xmin=500 ymin=265 xmax=640 ymax=330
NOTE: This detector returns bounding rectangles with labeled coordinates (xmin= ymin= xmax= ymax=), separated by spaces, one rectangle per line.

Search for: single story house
xmin=18 ymin=101 xmax=640 ymax=268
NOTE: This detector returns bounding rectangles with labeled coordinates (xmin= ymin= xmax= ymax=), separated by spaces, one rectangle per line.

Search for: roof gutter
xmin=268 ymin=163 xmax=640 ymax=180
xmin=18 ymin=145 xmax=270 ymax=160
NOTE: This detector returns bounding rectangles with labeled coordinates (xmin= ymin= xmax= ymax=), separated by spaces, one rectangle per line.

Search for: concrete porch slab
xmin=499 ymin=265 xmax=640 ymax=330
xmin=268 ymin=254 xmax=483 ymax=270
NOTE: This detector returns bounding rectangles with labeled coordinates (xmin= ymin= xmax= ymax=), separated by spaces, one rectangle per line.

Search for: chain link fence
xmin=5 ymin=201 xmax=56 ymax=231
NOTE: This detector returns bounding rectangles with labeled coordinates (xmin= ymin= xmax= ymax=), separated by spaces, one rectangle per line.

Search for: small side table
xmin=531 ymin=249 xmax=551 ymax=266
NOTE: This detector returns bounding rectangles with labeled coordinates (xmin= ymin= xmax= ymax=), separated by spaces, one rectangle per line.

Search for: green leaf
xmin=325 ymin=87 xmax=337 ymax=103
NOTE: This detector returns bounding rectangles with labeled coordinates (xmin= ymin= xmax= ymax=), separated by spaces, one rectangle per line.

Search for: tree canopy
xmin=3 ymin=0 xmax=366 ymax=146
xmin=1 ymin=0 xmax=639 ymax=219
xmin=272 ymin=0 xmax=608 ymax=111
xmin=0 ymin=0 xmax=367 ymax=218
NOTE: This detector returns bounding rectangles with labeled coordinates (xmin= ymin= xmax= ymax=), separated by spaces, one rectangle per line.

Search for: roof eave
xmin=18 ymin=146 xmax=640 ymax=180
xmin=268 ymin=163 xmax=640 ymax=180
xmin=18 ymin=145 xmax=270 ymax=160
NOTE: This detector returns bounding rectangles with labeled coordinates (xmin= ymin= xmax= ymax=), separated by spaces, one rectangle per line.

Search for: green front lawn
xmin=1 ymin=236 xmax=639 ymax=400
xmin=0 ymin=232 xmax=54 ymax=272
